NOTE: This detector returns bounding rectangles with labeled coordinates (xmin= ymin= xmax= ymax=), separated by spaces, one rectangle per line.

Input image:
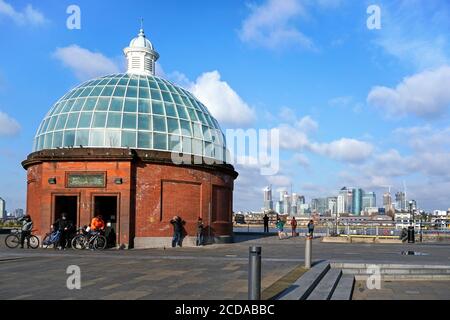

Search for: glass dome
xmin=33 ymin=73 xmax=227 ymax=162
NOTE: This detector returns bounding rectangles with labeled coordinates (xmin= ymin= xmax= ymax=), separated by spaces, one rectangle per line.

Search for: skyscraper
xmin=395 ymin=192 xmax=406 ymax=211
xmin=352 ymin=188 xmax=363 ymax=215
xmin=362 ymin=192 xmax=376 ymax=210
xmin=263 ymin=186 xmax=273 ymax=210
xmin=0 ymin=197 xmax=6 ymax=220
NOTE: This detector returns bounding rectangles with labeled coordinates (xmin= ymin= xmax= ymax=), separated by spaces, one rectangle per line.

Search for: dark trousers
xmin=58 ymin=231 xmax=68 ymax=249
xmin=172 ymin=231 xmax=182 ymax=247
xmin=264 ymin=224 xmax=269 ymax=233
xmin=20 ymin=231 xmax=31 ymax=248
xmin=292 ymin=228 xmax=297 ymax=236
xmin=196 ymin=232 xmax=204 ymax=246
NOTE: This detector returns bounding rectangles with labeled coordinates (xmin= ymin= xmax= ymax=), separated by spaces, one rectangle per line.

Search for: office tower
xmin=0 ymin=197 xmax=6 ymax=220
xmin=263 ymin=186 xmax=273 ymax=210
xmin=362 ymin=192 xmax=376 ymax=211
xmin=352 ymin=188 xmax=363 ymax=215
xmin=395 ymin=192 xmax=406 ymax=211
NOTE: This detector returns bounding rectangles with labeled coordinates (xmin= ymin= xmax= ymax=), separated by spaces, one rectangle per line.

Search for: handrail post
xmin=248 ymin=246 xmax=261 ymax=300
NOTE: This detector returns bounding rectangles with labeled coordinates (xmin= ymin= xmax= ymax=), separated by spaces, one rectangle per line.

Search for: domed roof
xmin=33 ymin=73 xmax=227 ymax=163
xmin=129 ymin=29 xmax=154 ymax=50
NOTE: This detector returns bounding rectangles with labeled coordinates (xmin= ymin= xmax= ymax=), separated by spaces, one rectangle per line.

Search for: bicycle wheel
xmin=42 ymin=234 xmax=52 ymax=249
xmin=29 ymin=236 xmax=40 ymax=249
xmin=93 ymin=235 xmax=107 ymax=250
xmin=71 ymin=234 xmax=87 ymax=250
xmin=5 ymin=234 xmax=20 ymax=249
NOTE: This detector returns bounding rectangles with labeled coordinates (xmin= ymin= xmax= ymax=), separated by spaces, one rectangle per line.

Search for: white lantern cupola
xmin=124 ymin=27 xmax=159 ymax=76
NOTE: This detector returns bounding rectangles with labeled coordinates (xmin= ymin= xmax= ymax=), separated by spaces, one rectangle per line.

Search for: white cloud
xmin=0 ymin=111 xmax=20 ymax=136
xmin=294 ymin=153 xmax=310 ymax=168
xmin=239 ymin=0 xmax=314 ymax=50
xmin=53 ymin=45 xmax=120 ymax=81
xmin=296 ymin=115 xmax=318 ymax=133
xmin=0 ymin=0 xmax=47 ymax=26
xmin=266 ymin=174 xmax=292 ymax=187
xmin=189 ymin=71 xmax=256 ymax=127
xmin=367 ymin=65 xmax=450 ymax=118
xmin=309 ymin=138 xmax=374 ymax=163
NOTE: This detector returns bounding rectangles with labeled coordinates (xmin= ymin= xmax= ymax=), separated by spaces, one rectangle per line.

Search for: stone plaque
xmin=67 ymin=173 xmax=106 ymax=188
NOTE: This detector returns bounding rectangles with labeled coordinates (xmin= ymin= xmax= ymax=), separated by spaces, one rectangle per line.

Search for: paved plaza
xmin=0 ymin=234 xmax=449 ymax=300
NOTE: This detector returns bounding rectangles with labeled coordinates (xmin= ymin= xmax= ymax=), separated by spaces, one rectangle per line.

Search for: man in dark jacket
xmin=196 ymin=217 xmax=204 ymax=246
xmin=53 ymin=213 xmax=73 ymax=250
xmin=307 ymin=220 xmax=315 ymax=239
xmin=263 ymin=214 xmax=269 ymax=233
xmin=170 ymin=216 xmax=184 ymax=248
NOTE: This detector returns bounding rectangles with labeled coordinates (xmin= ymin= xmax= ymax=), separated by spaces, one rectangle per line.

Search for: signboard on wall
xmin=66 ymin=172 xmax=106 ymax=188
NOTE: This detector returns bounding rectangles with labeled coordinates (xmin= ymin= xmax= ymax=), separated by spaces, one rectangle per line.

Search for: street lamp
xmin=409 ymin=200 xmax=413 ymax=226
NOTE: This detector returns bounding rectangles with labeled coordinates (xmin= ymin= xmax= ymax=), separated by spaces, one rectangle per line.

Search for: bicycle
xmin=71 ymin=228 xmax=107 ymax=250
xmin=42 ymin=230 xmax=70 ymax=249
xmin=5 ymin=229 xmax=40 ymax=249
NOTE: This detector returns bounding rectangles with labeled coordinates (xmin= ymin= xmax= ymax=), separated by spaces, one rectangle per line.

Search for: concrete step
xmin=330 ymin=275 xmax=355 ymax=300
xmin=278 ymin=261 xmax=330 ymax=300
xmin=307 ymin=268 xmax=342 ymax=300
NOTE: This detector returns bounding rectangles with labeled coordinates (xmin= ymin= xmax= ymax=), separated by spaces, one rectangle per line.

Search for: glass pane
xmin=124 ymin=98 xmax=137 ymax=112
xmin=138 ymin=114 xmax=151 ymax=131
xmin=161 ymin=91 xmax=173 ymax=102
xmin=153 ymin=133 xmax=167 ymax=150
xmin=202 ymin=126 xmax=212 ymax=141
xmin=75 ymin=130 xmax=89 ymax=146
xmin=52 ymin=132 xmax=62 ymax=148
xmin=152 ymin=101 xmax=164 ymax=115
xmin=55 ymin=114 xmax=68 ymax=130
xmin=90 ymin=86 xmax=103 ymax=96
xmin=192 ymin=139 xmax=203 ymax=155
xmin=153 ymin=116 xmax=166 ymax=132
xmin=187 ymin=108 xmax=198 ymax=122
xmin=193 ymin=123 xmax=203 ymax=139
xmin=43 ymin=133 xmax=53 ymax=149
xmin=72 ymin=99 xmax=85 ymax=112
xmin=197 ymin=110 xmax=208 ymax=125
xmin=62 ymin=100 xmax=74 ymax=113
xmin=118 ymin=78 xmax=129 ymax=86
xmin=113 ymin=86 xmax=126 ymax=96
xmin=165 ymin=103 xmax=177 ymax=117
xmin=92 ymin=112 xmax=107 ymax=127
xmin=100 ymin=86 xmax=115 ymax=96
xmin=121 ymin=131 xmax=136 ymax=148
xmin=83 ymin=98 xmax=97 ymax=111
xmin=110 ymin=98 xmax=123 ymax=111
xmin=90 ymin=130 xmax=105 ymax=146
xmin=63 ymin=130 xmax=76 ymax=147
xmin=168 ymin=135 xmax=181 ymax=152
xmin=138 ymin=132 xmax=152 ymax=149
xmin=180 ymin=120 xmax=192 ymax=135
xmin=182 ymin=136 xmax=192 ymax=153
xmin=106 ymin=113 xmax=121 ymax=128
xmin=46 ymin=116 xmax=57 ymax=131
xmin=167 ymin=118 xmax=180 ymax=135
xmin=122 ymin=113 xmax=137 ymax=129
xmin=126 ymin=86 xmax=138 ymax=98
xmin=150 ymin=88 xmax=162 ymax=100
xmin=149 ymin=80 xmax=159 ymax=89
xmin=129 ymin=78 xmax=138 ymax=87
xmin=105 ymin=130 xmax=120 ymax=147
xmin=176 ymin=105 xmax=189 ymax=120
xmin=138 ymin=99 xmax=151 ymax=113
xmin=172 ymin=94 xmax=183 ymax=105
xmin=95 ymin=98 xmax=110 ymax=111
xmin=65 ymin=113 xmax=80 ymax=129
xmin=78 ymin=112 xmax=93 ymax=128
xmin=139 ymin=87 xmax=150 ymax=99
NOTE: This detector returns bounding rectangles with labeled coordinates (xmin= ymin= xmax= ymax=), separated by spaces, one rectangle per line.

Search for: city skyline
xmin=1 ymin=1 xmax=450 ymax=212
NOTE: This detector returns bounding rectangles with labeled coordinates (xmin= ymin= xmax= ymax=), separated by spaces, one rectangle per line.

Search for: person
xmin=90 ymin=215 xmax=105 ymax=232
xmin=307 ymin=220 xmax=315 ymax=239
xmin=290 ymin=217 xmax=298 ymax=237
xmin=53 ymin=213 xmax=73 ymax=250
xmin=276 ymin=218 xmax=286 ymax=240
xmin=18 ymin=215 xmax=33 ymax=249
xmin=170 ymin=216 xmax=185 ymax=248
xmin=105 ymin=221 xmax=116 ymax=248
xmin=263 ymin=214 xmax=269 ymax=233
xmin=196 ymin=217 xmax=204 ymax=246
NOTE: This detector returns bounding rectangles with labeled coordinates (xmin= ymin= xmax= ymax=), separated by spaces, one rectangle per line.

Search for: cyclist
xmin=90 ymin=215 xmax=105 ymax=233
xmin=18 ymin=214 xmax=33 ymax=249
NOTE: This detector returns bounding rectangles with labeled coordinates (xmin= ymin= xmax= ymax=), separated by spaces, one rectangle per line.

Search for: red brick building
xmin=22 ymin=28 xmax=238 ymax=248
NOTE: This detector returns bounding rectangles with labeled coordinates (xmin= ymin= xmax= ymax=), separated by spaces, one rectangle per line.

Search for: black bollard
xmin=248 ymin=246 xmax=261 ymax=300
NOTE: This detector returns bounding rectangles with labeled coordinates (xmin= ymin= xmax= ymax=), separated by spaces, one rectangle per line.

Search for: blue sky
xmin=1 ymin=0 xmax=450 ymax=212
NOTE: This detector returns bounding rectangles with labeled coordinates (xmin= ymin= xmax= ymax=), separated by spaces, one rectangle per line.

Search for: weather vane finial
xmin=140 ymin=18 xmax=144 ymax=30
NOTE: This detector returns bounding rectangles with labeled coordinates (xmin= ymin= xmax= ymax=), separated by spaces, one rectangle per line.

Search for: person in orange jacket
xmin=90 ymin=215 xmax=105 ymax=232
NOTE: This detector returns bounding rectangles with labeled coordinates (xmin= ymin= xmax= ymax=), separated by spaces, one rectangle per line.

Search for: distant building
xmin=328 ymin=197 xmax=337 ymax=216
xmin=0 ymin=197 xmax=6 ymax=220
xmin=13 ymin=209 xmax=24 ymax=218
xmin=362 ymin=192 xmax=376 ymax=211
xmin=311 ymin=198 xmax=328 ymax=215
xmin=395 ymin=192 xmax=406 ymax=211
xmin=352 ymin=188 xmax=363 ymax=216
xmin=263 ymin=186 xmax=273 ymax=211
